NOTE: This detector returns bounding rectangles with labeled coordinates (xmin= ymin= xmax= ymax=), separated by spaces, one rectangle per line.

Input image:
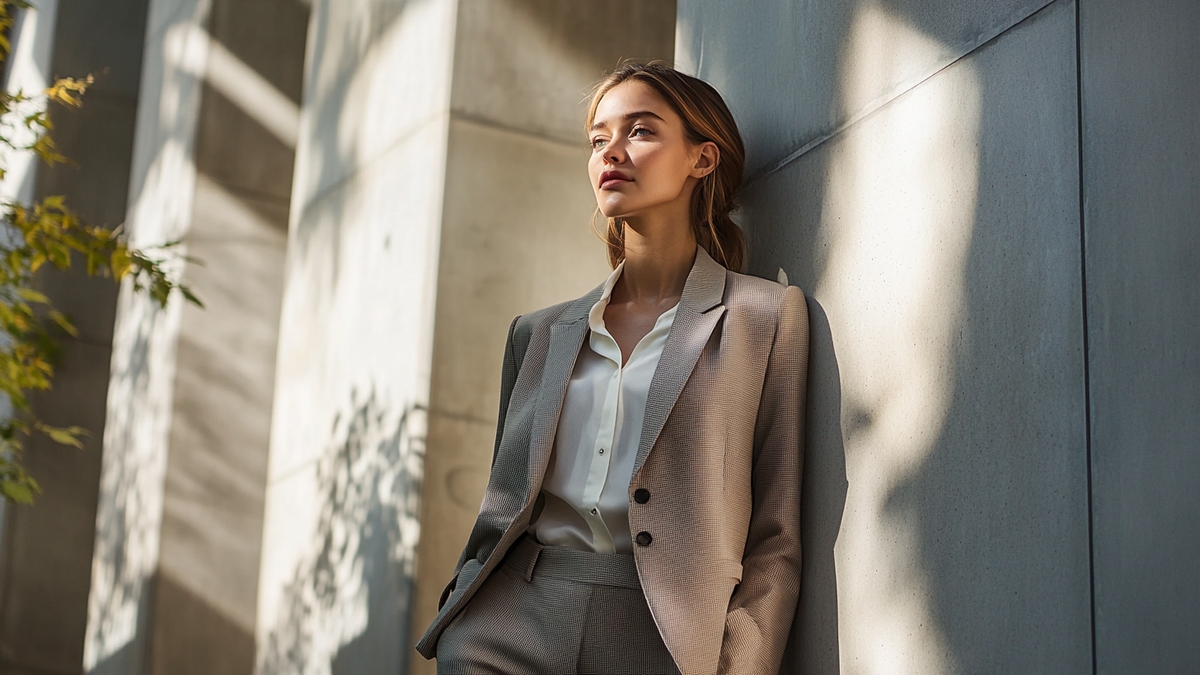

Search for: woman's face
xmin=587 ymin=80 xmax=715 ymax=222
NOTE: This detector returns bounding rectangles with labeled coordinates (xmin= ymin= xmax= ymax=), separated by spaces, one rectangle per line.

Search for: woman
xmin=415 ymin=62 xmax=809 ymax=674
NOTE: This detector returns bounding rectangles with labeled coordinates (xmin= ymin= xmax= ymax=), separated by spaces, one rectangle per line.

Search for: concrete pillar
xmin=254 ymin=1 xmax=673 ymax=673
xmin=678 ymin=0 xmax=1091 ymax=672
xmin=77 ymin=0 xmax=305 ymax=672
xmin=0 ymin=0 xmax=154 ymax=673
xmin=142 ymin=0 xmax=308 ymax=673
xmin=253 ymin=0 xmax=459 ymax=671
xmin=1082 ymin=0 xmax=1200 ymax=671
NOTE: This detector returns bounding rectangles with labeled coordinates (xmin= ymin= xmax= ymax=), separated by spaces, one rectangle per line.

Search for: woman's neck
xmin=615 ymin=211 xmax=697 ymax=307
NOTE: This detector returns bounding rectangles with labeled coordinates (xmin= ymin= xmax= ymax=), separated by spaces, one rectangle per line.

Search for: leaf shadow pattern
xmin=85 ymin=280 xmax=182 ymax=675
xmin=257 ymin=389 xmax=425 ymax=675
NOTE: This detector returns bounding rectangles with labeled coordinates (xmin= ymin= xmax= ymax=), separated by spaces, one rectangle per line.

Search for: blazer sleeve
xmin=437 ymin=314 xmax=524 ymax=611
xmin=719 ymin=286 xmax=809 ymax=674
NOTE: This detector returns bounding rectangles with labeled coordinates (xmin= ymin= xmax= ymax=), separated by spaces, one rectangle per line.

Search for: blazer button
xmin=633 ymin=488 xmax=650 ymax=504
xmin=635 ymin=531 xmax=653 ymax=547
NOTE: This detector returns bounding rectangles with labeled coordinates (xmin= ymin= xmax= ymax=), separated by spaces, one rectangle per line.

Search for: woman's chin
xmin=596 ymin=203 xmax=640 ymax=220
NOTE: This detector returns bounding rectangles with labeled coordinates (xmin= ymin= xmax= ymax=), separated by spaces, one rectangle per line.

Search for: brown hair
xmin=585 ymin=61 xmax=746 ymax=271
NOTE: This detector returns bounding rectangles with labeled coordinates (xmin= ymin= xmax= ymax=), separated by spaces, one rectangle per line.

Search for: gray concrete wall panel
xmin=676 ymin=0 xmax=1056 ymax=181
xmin=82 ymin=0 xmax=213 ymax=670
xmin=0 ymin=0 xmax=153 ymax=672
xmin=0 ymin=341 xmax=112 ymax=674
xmin=450 ymin=0 xmax=675 ymax=145
xmin=143 ymin=0 xmax=307 ymax=666
xmin=681 ymin=0 xmax=1091 ymax=672
xmin=288 ymin=0 xmax=457 ymax=218
xmin=255 ymin=0 xmax=459 ymax=669
xmin=1081 ymin=0 xmax=1200 ymax=672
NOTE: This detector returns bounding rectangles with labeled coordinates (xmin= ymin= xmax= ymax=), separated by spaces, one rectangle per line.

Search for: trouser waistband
xmin=502 ymin=535 xmax=642 ymax=589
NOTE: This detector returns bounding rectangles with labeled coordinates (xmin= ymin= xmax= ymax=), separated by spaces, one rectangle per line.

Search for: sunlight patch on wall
xmin=254 ymin=1 xmax=456 ymax=671
xmin=0 ymin=0 xmax=60 ymax=207
xmin=82 ymin=2 xmax=210 ymax=668
xmin=171 ymin=23 xmax=301 ymax=148
xmin=289 ymin=0 xmax=456 ymax=220
xmin=255 ymin=392 xmax=425 ymax=674
xmin=818 ymin=6 xmax=981 ymax=674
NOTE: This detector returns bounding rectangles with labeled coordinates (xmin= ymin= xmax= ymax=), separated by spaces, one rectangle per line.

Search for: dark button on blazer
xmin=416 ymin=246 xmax=809 ymax=675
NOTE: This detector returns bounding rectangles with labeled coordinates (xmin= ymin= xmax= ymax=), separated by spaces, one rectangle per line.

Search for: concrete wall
xmin=0 ymin=0 xmax=154 ymax=673
xmin=0 ymin=0 xmax=306 ymax=671
xmin=256 ymin=1 xmax=673 ymax=673
xmin=678 ymin=0 xmax=1093 ymax=672
xmin=411 ymin=3 xmax=674 ymax=674
xmin=254 ymin=0 xmax=458 ymax=671
xmin=144 ymin=0 xmax=307 ymax=673
xmin=681 ymin=0 xmax=1200 ymax=672
xmin=1081 ymin=0 xmax=1200 ymax=672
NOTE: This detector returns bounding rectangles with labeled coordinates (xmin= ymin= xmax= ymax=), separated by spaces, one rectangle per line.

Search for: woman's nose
xmin=604 ymin=137 xmax=627 ymax=164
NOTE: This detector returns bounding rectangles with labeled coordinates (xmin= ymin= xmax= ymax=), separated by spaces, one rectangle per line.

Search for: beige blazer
xmin=416 ymin=247 xmax=810 ymax=674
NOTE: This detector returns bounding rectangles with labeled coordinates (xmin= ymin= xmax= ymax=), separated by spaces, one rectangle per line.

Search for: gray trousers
xmin=435 ymin=536 xmax=681 ymax=674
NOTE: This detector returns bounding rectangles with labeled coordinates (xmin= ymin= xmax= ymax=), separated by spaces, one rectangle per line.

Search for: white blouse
xmin=527 ymin=261 xmax=679 ymax=553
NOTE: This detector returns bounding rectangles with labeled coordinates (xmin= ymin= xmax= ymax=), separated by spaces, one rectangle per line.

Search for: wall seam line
xmin=743 ymin=0 xmax=1060 ymax=189
xmin=450 ymin=111 xmax=585 ymax=150
xmin=296 ymin=110 xmax=450 ymax=218
xmin=1075 ymin=0 xmax=1099 ymax=673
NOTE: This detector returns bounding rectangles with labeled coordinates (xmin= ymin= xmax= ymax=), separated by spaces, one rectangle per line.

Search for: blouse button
xmin=598 ymin=448 xmax=605 ymax=455
xmin=635 ymin=531 xmax=653 ymax=547
xmin=590 ymin=507 xmax=598 ymax=515
xmin=633 ymin=488 xmax=650 ymax=504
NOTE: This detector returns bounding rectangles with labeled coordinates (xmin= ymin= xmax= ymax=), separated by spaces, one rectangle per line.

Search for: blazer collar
xmin=553 ymin=245 xmax=726 ymax=326
xmin=674 ymin=244 xmax=727 ymax=316
xmin=633 ymin=246 xmax=727 ymax=475
xmin=528 ymin=246 xmax=729 ymax=496
xmin=553 ymin=281 xmax=605 ymax=326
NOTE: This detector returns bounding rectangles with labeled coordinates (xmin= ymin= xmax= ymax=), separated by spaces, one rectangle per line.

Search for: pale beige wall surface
xmin=254 ymin=0 xmax=457 ymax=672
xmin=145 ymin=0 xmax=309 ymax=672
xmin=83 ymin=1 xmax=211 ymax=671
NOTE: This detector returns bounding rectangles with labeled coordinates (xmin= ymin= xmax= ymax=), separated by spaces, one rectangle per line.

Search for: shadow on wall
xmin=779 ymin=298 xmax=848 ymax=675
xmin=257 ymin=390 xmax=425 ymax=674
xmin=876 ymin=2 xmax=1090 ymax=672
xmin=288 ymin=0 xmax=417 ymax=267
xmin=86 ymin=281 xmax=181 ymax=675
xmin=725 ymin=0 xmax=1090 ymax=673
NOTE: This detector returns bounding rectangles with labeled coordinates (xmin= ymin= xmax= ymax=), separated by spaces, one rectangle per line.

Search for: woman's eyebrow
xmin=590 ymin=110 xmax=666 ymax=131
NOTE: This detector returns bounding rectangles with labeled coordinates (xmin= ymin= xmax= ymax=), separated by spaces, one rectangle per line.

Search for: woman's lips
xmin=599 ymin=171 xmax=631 ymax=190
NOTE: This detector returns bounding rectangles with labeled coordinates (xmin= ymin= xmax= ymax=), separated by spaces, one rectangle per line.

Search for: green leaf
xmin=180 ymin=285 xmax=204 ymax=308
xmin=15 ymin=288 xmax=48 ymax=304
xmin=110 ymin=247 xmax=131 ymax=279
xmin=48 ymin=310 xmax=78 ymax=337
xmin=1 ymin=479 xmax=36 ymax=504
xmin=44 ymin=426 xmax=85 ymax=448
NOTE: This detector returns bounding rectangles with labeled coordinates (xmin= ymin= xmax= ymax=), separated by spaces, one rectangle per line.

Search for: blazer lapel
xmin=523 ymin=285 xmax=601 ymax=503
xmin=633 ymin=247 xmax=727 ymax=476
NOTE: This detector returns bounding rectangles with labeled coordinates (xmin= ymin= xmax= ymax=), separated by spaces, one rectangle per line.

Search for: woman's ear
xmin=691 ymin=141 xmax=720 ymax=179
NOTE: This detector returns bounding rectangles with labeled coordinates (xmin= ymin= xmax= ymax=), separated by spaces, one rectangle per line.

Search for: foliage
xmin=0 ymin=0 xmax=200 ymax=504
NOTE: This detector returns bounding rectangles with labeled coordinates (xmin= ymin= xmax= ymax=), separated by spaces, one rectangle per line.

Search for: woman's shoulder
xmin=723 ymin=268 xmax=807 ymax=317
xmin=509 ymin=288 xmax=597 ymax=344
xmin=512 ymin=299 xmax=572 ymax=332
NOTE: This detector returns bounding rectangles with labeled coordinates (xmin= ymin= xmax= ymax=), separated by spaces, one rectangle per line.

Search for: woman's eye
xmin=631 ymin=127 xmax=652 ymax=137
xmin=590 ymin=137 xmax=608 ymax=149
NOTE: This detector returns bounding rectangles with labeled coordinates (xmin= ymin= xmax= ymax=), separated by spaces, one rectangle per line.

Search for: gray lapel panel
xmin=524 ymin=316 xmax=590 ymax=503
